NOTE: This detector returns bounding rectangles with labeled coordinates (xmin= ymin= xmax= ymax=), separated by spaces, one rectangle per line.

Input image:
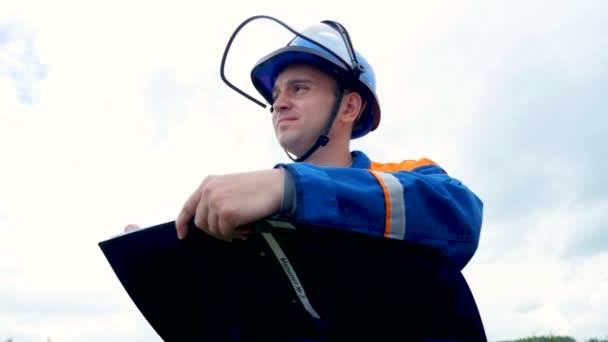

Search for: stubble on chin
xmin=275 ymin=130 xmax=304 ymax=156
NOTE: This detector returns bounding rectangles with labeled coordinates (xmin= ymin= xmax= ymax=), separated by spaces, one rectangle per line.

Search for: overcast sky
xmin=1 ymin=1 xmax=607 ymax=341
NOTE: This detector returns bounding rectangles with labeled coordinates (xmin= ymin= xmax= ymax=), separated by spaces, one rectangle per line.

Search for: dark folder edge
xmin=99 ymin=219 xmax=486 ymax=341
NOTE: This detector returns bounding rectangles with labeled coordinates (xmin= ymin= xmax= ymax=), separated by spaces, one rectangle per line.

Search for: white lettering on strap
xmin=261 ymin=232 xmax=321 ymax=319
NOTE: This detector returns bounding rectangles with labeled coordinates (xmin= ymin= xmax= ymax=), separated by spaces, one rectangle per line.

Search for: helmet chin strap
xmin=285 ymin=86 xmax=344 ymax=162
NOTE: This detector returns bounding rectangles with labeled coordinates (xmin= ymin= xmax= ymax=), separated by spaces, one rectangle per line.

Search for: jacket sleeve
xmin=276 ymin=162 xmax=483 ymax=270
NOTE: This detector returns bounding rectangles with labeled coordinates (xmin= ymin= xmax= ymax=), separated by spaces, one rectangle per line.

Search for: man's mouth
xmin=277 ymin=117 xmax=297 ymax=127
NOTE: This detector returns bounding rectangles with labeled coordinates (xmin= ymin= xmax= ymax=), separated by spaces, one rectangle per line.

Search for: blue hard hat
xmin=251 ymin=23 xmax=381 ymax=139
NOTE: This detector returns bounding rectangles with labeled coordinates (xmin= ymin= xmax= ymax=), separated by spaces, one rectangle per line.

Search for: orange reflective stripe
xmin=370 ymin=171 xmax=406 ymax=239
xmin=367 ymin=157 xmax=433 ymax=239
xmin=370 ymin=158 xmax=437 ymax=172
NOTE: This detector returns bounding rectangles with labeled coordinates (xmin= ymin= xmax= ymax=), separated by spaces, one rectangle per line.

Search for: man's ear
xmin=339 ymin=91 xmax=364 ymax=124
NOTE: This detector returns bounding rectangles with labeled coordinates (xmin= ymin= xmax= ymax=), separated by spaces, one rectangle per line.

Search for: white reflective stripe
xmin=372 ymin=171 xmax=406 ymax=240
xmin=261 ymin=232 xmax=321 ymax=319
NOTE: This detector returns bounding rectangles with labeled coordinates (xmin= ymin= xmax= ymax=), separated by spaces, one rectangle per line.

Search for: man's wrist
xmin=278 ymin=167 xmax=297 ymax=216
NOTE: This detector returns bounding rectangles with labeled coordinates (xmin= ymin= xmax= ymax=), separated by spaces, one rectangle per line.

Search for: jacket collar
xmin=350 ymin=150 xmax=371 ymax=169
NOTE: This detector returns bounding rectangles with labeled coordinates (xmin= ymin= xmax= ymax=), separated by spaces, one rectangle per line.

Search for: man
xmin=173 ymin=20 xmax=482 ymax=271
xmin=125 ymin=18 xmax=484 ymax=340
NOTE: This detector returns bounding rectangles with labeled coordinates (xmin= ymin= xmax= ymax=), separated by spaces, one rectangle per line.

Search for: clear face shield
xmin=219 ymin=15 xmax=374 ymax=162
xmin=219 ymin=15 xmax=364 ymax=112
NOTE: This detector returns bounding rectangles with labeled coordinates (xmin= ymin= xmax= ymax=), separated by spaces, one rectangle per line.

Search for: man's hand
xmin=175 ymin=169 xmax=285 ymax=241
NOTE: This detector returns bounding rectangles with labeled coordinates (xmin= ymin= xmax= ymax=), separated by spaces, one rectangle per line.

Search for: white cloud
xmin=0 ymin=18 xmax=48 ymax=104
xmin=466 ymin=201 xmax=608 ymax=340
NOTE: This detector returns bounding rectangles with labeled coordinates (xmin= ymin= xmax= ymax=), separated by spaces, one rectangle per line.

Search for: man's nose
xmin=272 ymin=92 xmax=291 ymax=113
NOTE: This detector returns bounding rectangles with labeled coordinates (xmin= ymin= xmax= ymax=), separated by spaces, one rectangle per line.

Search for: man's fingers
xmin=176 ymin=204 xmax=194 ymax=240
xmin=206 ymin=204 xmax=221 ymax=240
xmin=176 ymin=187 xmax=203 ymax=240
xmin=218 ymin=211 xmax=235 ymax=242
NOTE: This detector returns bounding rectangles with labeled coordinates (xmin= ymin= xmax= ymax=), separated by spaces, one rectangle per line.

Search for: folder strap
xmin=261 ymin=232 xmax=321 ymax=319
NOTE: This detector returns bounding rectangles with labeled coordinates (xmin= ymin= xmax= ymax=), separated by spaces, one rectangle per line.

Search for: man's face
xmin=271 ymin=64 xmax=337 ymax=157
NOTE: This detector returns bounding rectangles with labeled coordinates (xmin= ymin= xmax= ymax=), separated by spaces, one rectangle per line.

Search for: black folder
xmin=99 ymin=219 xmax=486 ymax=341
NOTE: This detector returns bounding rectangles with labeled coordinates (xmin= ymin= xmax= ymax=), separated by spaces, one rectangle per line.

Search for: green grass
xmin=497 ymin=336 xmax=608 ymax=342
